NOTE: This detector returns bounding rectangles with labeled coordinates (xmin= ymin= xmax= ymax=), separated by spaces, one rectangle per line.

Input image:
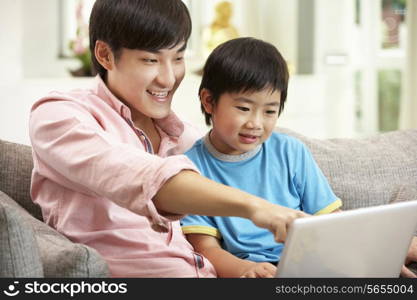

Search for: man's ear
xmin=200 ymin=88 xmax=214 ymax=114
xmin=94 ymin=40 xmax=115 ymax=71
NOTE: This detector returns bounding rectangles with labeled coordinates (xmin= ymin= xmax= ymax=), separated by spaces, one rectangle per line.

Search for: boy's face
xmin=205 ymin=89 xmax=281 ymax=155
xmin=105 ymin=43 xmax=186 ymax=125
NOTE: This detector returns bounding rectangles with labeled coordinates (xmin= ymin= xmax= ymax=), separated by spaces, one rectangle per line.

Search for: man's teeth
xmin=148 ymin=90 xmax=169 ymax=97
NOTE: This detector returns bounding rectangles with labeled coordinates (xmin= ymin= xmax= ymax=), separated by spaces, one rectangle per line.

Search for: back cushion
xmin=275 ymin=128 xmax=417 ymax=210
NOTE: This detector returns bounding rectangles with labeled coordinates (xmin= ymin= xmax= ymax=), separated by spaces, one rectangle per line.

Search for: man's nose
xmin=156 ymin=63 xmax=176 ymax=88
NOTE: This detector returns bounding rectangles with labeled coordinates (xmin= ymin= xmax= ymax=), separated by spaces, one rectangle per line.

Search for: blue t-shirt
xmin=181 ymin=132 xmax=341 ymax=262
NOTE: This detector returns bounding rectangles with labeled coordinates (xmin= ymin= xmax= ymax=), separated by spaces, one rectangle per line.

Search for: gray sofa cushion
xmin=391 ymin=185 xmax=417 ymax=204
xmin=0 ymin=192 xmax=44 ymax=277
xmin=0 ymin=191 xmax=109 ymax=277
xmin=0 ymin=139 xmax=42 ymax=220
xmin=276 ymin=128 xmax=417 ymax=210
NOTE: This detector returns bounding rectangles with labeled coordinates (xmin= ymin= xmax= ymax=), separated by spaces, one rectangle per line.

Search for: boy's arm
xmin=295 ymin=141 xmax=342 ymax=215
xmin=186 ymin=233 xmax=276 ymax=278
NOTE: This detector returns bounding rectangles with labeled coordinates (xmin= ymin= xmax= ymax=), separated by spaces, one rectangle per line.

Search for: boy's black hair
xmin=89 ymin=0 xmax=192 ymax=78
xmin=199 ymin=37 xmax=289 ymax=126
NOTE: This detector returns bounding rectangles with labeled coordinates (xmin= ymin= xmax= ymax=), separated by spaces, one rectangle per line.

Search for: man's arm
xmin=154 ymin=170 xmax=308 ymax=243
xmin=186 ymin=234 xmax=276 ymax=278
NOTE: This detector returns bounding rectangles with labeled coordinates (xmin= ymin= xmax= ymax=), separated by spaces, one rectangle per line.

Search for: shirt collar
xmin=93 ymin=75 xmax=184 ymax=137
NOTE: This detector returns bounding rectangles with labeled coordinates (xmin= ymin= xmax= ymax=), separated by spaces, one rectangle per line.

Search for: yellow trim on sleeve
xmin=181 ymin=225 xmax=222 ymax=239
xmin=314 ymin=199 xmax=343 ymax=215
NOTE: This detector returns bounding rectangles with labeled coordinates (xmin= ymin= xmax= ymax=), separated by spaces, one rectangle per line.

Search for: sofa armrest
xmin=0 ymin=192 xmax=44 ymax=277
xmin=0 ymin=139 xmax=42 ymax=220
xmin=0 ymin=191 xmax=109 ymax=277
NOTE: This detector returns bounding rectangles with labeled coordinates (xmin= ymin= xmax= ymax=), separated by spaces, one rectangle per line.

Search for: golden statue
xmin=201 ymin=1 xmax=239 ymax=60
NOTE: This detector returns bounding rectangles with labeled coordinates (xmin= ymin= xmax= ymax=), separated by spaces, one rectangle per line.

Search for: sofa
xmin=0 ymin=139 xmax=109 ymax=277
xmin=1 ymin=127 xmax=416 ymax=277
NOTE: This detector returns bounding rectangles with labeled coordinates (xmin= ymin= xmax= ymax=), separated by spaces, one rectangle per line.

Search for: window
xmin=354 ymin=0 xmax=406 ymax=134
xmin=59 ymin=0 xmax=95 ymax=58
xmin=381 ymin=0 xmax=406 ymax=49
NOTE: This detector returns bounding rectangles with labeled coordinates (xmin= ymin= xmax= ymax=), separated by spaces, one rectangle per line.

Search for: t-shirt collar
xmin=203 ymin=132 xmax=262 ymax=162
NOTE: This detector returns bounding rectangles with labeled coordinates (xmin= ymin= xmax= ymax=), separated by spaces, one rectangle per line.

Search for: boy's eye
xmin=266 ymin=110 xmax=277 ymax=115
xmin=175 ymin=56 xmax=184 ymax=62
xmin=236 ymin=106 xmax=250 ymax=112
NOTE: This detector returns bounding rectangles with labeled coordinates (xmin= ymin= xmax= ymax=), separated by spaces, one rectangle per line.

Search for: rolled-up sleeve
xmin=30 ymin=98 xmax=198 ymax=227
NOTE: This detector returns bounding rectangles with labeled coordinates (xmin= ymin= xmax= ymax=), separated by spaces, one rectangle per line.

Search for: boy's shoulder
xmin=184 ymin=137 xmax=209 ymax=165
xmin=267 ymin=131 xmax=306 ymax=149
xmin=185 ymin=137 xmax=205 ymax=155
xmin=265 ymin=131 xmax=314 ymax=167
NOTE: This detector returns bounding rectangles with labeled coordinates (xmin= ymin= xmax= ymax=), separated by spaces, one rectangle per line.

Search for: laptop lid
xmin=275 ymin=200 xmax=417 ymax=278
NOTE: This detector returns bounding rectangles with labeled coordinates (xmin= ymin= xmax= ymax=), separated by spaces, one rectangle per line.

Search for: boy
xmin=181 ymin=37 xmax=343 ymax=278
xmin=29 ymin=0 xmax=306 ymax=278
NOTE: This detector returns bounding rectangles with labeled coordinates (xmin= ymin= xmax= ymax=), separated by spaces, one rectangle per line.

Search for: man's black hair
xmin=199 ymin=37 xmax=289 ymax=126
xmin=89 ymin=0 xmax=192 ymax=78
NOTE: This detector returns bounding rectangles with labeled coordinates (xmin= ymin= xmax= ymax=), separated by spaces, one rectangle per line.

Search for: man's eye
xmin=142 ymin=58 xmax=157 ymax=63
xmin=236 ymin=106 xmax=250 ymax=112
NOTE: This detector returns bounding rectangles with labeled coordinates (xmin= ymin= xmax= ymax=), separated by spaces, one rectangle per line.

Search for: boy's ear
xmin=200 ymin=88 xmax=214 ymax=114
xmin=95 ymin=40 xmax=115 ymax=71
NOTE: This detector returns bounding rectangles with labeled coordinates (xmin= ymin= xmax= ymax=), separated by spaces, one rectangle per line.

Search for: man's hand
xmin=401 ymin=236 xmax=417 ymax=278
xmin=249 ymin=201 xmax=309 ymax=243
xmin=240 ymin=262 xmax=277 ymax=278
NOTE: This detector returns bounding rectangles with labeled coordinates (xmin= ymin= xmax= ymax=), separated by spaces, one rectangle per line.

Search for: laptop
xmin=275 ymin=200 xmax=417 ymax=277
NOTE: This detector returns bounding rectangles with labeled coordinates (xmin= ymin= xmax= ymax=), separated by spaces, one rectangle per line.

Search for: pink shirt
xmin=29 ymin=76 xmax=216 ymax=278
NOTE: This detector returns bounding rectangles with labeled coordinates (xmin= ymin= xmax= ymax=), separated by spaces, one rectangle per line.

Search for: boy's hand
xmin=249 ymin=201 xmax=310 ymax=243
xmin=240 ymin=262 xmax=277 ymax=278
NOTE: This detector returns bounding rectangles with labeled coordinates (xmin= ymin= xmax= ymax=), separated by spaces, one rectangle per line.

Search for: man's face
xmin=106 ymin=43 xmax=186 ymax=125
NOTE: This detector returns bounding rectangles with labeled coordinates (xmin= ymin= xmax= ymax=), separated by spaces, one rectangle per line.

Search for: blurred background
xmin=1 ymin=0 xmax=416 ymax=145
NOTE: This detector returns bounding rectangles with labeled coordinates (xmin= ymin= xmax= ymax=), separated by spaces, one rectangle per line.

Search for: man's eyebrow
xmin=233 ymin=97 xmax=280 ymax=106
xmin=145 ymin=43 xmax=187 ymax=54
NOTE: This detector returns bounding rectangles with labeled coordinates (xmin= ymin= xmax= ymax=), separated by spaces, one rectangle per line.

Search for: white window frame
xmin=355 ymin=0 xmax=406 ymax=134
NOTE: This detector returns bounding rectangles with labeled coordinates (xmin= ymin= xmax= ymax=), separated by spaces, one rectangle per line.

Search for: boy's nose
xmin=247 ymin=112 xmax=264 ymax=128
xmin=246 ymin=119 xmax=262 ymax=130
